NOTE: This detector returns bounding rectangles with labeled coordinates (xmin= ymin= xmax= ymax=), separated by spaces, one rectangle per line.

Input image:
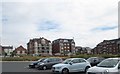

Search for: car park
xmin=87 ymin=58 xmax=120 ymax=74
xmin=35 ymin=58 xmax=63 ymax=70
xmin=29 ymin=58 xmax=45 ymax=68
xmin=87 ymin=57 xmax=104 ymax=66
xmin=52 ymin=58 xmax=91 ymax=74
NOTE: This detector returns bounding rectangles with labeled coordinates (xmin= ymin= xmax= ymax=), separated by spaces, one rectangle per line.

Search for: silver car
xmin=52 ymin=58 xmax=91 ymax=74
xmin=87 ymin=58 xmax=120 ymax=74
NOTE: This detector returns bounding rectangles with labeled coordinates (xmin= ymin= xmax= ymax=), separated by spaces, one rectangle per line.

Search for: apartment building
xmin=52 ymin=38 xmax=75 ymax=55
xmin=27 ymin=37 xmax=52 ymax=56
xmin=92 ymin=38 xmax=120 ymax=55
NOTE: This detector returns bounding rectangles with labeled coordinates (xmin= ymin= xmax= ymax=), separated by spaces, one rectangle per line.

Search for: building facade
xmin=92 ymin=38 xmax=120 ymax=55
xmin=52 ymin=38 xmax=75 ymax=55
xmin=14 ymin=45 xmax=27 ymax=55
xmin=2 ymin=46 xmax=13 ymax=56
xmin=27 ymin=37 xmax=52 ymax=56
xmin=75 ymin=46 xmax=91 ymax=54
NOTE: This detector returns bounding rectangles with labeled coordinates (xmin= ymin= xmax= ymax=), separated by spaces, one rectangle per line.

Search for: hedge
xmin=1 ymin=56 xmax=68 ymax=61
xmin=1 ymin=54 xmax=120 ymax=61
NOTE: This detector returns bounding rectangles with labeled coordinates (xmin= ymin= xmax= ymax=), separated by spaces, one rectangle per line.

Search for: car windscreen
xmin=97 ymin=59 xmax=119 ymax=68
xmin=38 ymin=58 xmax=45 ymax=62
xmin=63 ymin=59 xmax=72 ymax=64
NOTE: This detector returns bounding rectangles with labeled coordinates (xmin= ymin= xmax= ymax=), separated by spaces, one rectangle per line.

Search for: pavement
xmin=1 ymin=61 xmax=86 ymax=74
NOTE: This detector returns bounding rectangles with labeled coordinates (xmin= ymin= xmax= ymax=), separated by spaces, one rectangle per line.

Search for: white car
xmin=87 ymin=58 xmax=120 ymax=74
xmin=52 ymin=58 xmax=91 ymax=74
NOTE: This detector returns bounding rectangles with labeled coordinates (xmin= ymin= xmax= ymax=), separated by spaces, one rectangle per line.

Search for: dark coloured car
xmin=29 ymin=58 xmax=45 ymax=68
xmin=87 ymin=57 xmax=104 ymax=66
xmin=35 ymin=58 xmax=63 ymax=70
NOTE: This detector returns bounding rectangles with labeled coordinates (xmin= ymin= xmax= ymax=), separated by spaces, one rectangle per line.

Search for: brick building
xmin=14 ymin=45 xmax=27 ymax=55
xmin=27 ymin=37 xmax=52 ymax=56
xmin=52 ymin=38 xmax=75 ymax=55
xmin=92 ymin=38 xmax=120 ymax=55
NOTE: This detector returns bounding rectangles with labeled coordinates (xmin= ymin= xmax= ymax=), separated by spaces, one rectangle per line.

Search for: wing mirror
xmin=69 ymin=62 xmax=73 ymax=65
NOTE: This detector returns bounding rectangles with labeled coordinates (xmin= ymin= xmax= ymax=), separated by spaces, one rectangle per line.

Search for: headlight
xmin=104 ymin=70 xmax=109 ymax=74
xmin=56 ymin=67 xmax=62 ymax=69
xmin=39 ymin=63 xmax=44 ymax=65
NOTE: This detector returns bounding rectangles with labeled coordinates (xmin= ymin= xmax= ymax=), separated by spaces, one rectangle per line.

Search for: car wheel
xmin=62 ymin=68 xmax=69 ymax=74
xmin=43 ymin=66 xmax=47 ymax=70
xmin=85 ymin=66 xmax=90 ymax=73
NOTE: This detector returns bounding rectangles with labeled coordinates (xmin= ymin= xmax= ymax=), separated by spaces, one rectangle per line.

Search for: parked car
xmin=87 ymin=57 xmax=104 ymax=66
xmin=29 ymin=58 xmax=45 ymax=68
xmin=87 ymin=58 xmax=120 ymax=74
xmin=52 ymin=58 xmax=91 ymax=74
xmin=36 ymin=58 xmax=63 ymax=70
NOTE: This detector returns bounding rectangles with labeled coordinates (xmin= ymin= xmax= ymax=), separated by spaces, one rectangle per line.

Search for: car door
xmin=50 ymin=58 xmax=57 ymax=66
xmin=46 ymin=58 xmax=54 ymax=69
xmin=69 ymin=59 xmax=80 ymax=72
xmin=77 ymin=59 xmax=87 ymax=71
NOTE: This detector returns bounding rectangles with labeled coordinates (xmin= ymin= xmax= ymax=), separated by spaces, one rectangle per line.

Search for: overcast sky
xmin=2 ymin=0 xmax=120 ymax=49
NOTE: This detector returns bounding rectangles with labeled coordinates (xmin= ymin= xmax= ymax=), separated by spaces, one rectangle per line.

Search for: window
xmin=67 ymin=44 xmax=69 ymax=46
xmin=64 ymin=44 xmax=66 ymax=45
xmin=17 ymin=51 xmax=20 ymax=54
xmin=22 ymin=51 xmax=25 ymax=54
xmin=67 ymin=47 xmax=70 ymax=49
xmin=64 ymin=40 xmax=68 ymax=42
xmin=60 ymin=43 xmax=63 ymax=46
xmin=71 ymin=59 xmax=80 ymax=63
xmin=56 ymin=58 xmax=61 ymax=61
xmin=64 ymin=47 xmax=66 ymax=48
xmin=48 ymin=58 xmax=53 ymax=62
xmin=42 ymin=51 xmax=44 ymax=53
xmin=42 ymin=47 xmax=44 ymax=49
xmin=20 ymin=51 xmax=22 ymax=53
xmin=72 ymin=43 xmax=75 ymax=46
xmin=80 ymin=59 xmax=86 ymax=63
xmin=46 ymin=47 xmax=49 ymax=49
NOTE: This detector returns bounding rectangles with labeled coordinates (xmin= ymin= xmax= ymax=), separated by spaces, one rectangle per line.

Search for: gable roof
xmin=15 ymin=45 xmax=27 ymax=51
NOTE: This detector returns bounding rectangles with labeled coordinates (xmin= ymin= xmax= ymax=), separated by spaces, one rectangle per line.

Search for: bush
xmin=2 ymin=56 xmax=42 ymax=61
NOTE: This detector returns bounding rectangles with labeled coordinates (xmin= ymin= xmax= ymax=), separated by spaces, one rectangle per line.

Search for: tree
xmin=10 ymin=52 xmax=16 ymax=57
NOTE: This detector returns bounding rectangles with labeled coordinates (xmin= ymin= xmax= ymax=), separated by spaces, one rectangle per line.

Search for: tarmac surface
xmin=1 ymin=61 xmax=86 ymax=74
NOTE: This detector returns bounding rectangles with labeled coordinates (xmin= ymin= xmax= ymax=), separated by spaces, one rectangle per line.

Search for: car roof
xmin=67 ymin=58 xmax=85 ymax=60
xmin=88 ymin=57 xmax=103 ymax=58
xmin=107 ymin=58 xmax=120 ymax=60
xmin=104 ymin=58 xmax=120 ymax=62
xmin=45 ymin=57 xmax=62 ymax=59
